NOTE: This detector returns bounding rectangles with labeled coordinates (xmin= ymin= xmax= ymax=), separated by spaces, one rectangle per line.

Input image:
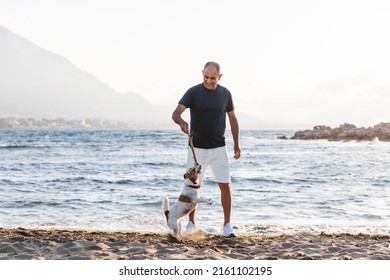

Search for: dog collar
xmin=186 ymin=185 xmax=201 ymax=189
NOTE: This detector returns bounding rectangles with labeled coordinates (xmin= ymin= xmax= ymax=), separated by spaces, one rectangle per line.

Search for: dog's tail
xmin=163 ymin=196 xmax=170 ymax=223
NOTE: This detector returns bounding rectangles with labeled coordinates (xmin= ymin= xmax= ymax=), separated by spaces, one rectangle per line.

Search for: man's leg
xmin=218 ymin=182 xmax=232 ymax=225
xmin=219 ymin=182 xmax=236 ymax=237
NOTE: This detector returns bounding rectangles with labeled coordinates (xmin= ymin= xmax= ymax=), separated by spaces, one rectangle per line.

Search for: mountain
xmin=0 ymin=25 xmax=174 ymax=128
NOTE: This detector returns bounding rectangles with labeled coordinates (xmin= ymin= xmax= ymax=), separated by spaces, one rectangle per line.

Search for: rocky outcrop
xmin=290 ymin=122 xmax=390 ymax=141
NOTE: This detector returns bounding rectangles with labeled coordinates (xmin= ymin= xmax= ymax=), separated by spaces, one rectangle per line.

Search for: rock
xmin=291 ymin=122 xmax=390 ymax=142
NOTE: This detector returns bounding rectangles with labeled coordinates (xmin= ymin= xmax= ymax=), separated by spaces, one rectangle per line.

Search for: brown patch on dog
xmin=164 ymin=210 xmax=169 ymax=223
xmin=178 ymin=195 xmax=192 ymax=203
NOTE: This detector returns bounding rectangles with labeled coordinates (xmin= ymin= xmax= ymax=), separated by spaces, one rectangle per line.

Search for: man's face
xmin=202 ymin=66 xmax=222 ymax=90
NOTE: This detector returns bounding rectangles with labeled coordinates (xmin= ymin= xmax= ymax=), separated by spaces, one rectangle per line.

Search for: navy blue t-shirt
xmin=179 ymin=83 xmax=234 ymax=149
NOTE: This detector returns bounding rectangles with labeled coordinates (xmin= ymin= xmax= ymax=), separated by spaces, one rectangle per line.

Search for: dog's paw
xmin=207 ymin=199 xmax=213 ymax=205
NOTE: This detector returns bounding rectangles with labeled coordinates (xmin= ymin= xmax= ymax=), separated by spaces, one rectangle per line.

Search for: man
xmin=172 ymin=61 xmax=241 ymax=237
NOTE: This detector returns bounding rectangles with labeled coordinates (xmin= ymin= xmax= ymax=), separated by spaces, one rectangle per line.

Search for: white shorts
xmin=187 ymin=146 xmax=231 ymax=184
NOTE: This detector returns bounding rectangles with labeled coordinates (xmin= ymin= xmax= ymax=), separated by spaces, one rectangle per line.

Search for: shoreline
xmin=0 ymin=228 xmax=389 ymax=260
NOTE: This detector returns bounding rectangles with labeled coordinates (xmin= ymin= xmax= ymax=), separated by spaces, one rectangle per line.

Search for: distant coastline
xmin=0 ymin=116 xmax=290 ymax=130
xmin=0 ymin=117 xmax=173 ymax=130
xmin=1 ymin=118 xmax=389 ymax=136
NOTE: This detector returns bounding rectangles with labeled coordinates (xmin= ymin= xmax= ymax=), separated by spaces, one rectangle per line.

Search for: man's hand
xmin=180 ymin=120 xmax=189 ymax=135
xmin=233 ymin=147 xmax=241 ymax=159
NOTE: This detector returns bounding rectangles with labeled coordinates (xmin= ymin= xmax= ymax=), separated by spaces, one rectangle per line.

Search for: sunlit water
xmin=1 ymin=130 xmax=389 ymax=235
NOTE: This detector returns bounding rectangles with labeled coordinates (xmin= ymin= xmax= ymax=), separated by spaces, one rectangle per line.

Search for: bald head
xmin=204 ymin=61 xmax=221 ymax=74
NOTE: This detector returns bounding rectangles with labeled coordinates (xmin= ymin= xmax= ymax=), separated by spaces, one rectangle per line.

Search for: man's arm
xmin=227 ymin=110 xmax=241 ymax=159
xmin=172 ymin=104 xmax=189 ymax=134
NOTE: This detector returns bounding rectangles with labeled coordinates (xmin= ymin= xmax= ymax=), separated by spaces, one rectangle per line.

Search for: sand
xmin=0 ymin=228 xmax=389 ymax=260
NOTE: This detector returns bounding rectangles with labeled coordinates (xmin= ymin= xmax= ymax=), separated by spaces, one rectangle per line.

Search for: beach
xmin=1 ymin=130 xmax=389 ymax=262
xmin=0 ymin=228 xmax=389 ymax=260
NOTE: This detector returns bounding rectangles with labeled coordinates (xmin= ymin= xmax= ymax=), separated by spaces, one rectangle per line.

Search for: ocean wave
xmin=4 ymin=200 xmax=63 ymax=208
xmin=0 ymin=144 xmax=47 ymax=149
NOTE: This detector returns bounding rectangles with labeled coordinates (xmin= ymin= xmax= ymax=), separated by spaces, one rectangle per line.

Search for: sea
xmin=1 ymin=130 xmax=389 ymax=235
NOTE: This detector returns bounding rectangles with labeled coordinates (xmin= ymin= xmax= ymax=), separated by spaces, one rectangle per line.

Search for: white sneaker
xmin=185 ymin=221 xmax=196 ymax=234
xmin=223 ymin=223 xmax=237 ymax=237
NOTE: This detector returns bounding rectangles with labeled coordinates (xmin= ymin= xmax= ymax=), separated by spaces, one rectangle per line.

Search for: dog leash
xmin=188 ymin=133 xmax=199 ymax=166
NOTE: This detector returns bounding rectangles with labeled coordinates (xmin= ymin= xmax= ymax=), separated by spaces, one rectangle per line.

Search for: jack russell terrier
xmin=162 ymin=163 xmax=212 ymax=238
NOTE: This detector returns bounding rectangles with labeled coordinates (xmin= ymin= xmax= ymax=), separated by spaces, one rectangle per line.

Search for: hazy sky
xmin=1 ymin=0 xmax=389 ymax=127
